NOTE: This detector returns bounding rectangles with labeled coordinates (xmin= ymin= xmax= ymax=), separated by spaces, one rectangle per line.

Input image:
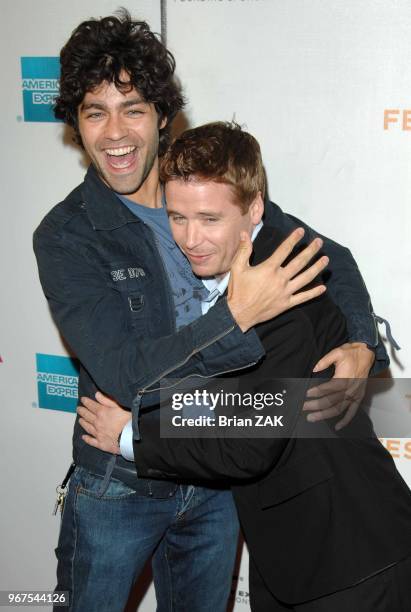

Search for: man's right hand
xmin=227 ymin=228 xmax=328 ymax=332
xmin=78 ymin=392 xmax=130 ymax=454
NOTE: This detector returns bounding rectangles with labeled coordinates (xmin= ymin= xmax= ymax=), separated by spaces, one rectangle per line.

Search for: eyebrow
xmin=167 ymin=209 xmax=222 ymax=217
xmin=79 ymin=96 xmax=145 ymax=113
xmin=166 ymin=209 xmax=185 ymax=216
xmin=198 ymin=211 xmax=222 ymax=217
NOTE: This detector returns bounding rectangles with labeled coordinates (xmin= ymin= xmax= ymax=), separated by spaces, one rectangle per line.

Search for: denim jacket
xmin=33 ymin=165 xmax=389 ymax=483
xmin=263 ymin=203 xmax=391 ymax=366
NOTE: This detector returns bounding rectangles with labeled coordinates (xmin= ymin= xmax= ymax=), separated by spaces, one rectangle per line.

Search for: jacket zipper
xmin=144 ymin=358 xmax=260 ymax=395
xmin=133 ymin=326 xmax=259 ymax=413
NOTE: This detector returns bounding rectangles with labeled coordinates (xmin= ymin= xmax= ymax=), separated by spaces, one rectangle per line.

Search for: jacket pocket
xmin=258 ymin=452 xmax=333 ymax=509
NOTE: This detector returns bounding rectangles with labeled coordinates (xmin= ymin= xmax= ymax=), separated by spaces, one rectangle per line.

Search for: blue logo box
xmin=21 ymin=57 xmax=61 ymax=122
xmin=36 ymin=353 xmax=79 ymax=413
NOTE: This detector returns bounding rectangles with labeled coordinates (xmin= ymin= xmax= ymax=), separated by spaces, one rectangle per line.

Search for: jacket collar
xmin=81 ymin=164 xmax=141 ymax=231
xmin=251 ymin=223 xmax=285 ymax=266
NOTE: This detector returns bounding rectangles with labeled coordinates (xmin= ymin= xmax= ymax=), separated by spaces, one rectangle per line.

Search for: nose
xmin=185 ymin=222 xmax=203 ymax=250
xmin=104 ymin=113 xmax=128 ymax=141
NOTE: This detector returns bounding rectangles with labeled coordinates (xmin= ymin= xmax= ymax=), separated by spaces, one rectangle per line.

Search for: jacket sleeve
xmin=133 ymin=423 xmax=286 ymax=482
xmin=265 ymin=200 xmax=389 ymax=374
xmin=33 ymin=230 xmax=264 ymax=409
xmin=133 ymin=312 xmax=317 ymax=482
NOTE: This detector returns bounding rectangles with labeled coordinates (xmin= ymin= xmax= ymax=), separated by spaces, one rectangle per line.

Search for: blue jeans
xmin=55 ymin=467 xmax=239 ymax=611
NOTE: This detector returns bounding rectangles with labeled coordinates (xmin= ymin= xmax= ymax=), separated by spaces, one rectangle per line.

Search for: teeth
xmin=106 ymin=146 xmax=136 ymax=156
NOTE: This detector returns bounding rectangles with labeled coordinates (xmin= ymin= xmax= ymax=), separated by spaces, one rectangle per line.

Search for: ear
xmin=249 ymin=192 xmax=264 ymax=225
xmin=159 ymin=115 xmax=168 ymax=130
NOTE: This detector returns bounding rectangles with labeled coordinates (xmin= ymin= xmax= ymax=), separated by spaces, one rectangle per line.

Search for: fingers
xmin=306 ymin=379 xmax=350 ymax=399
xmin=263 ymin=227 xmax=305 ymax=268
xmin=81 ymin=434 xmax=119 ymax=454
xmin=282 ymin=237 xmax=323 ymax=279
xmin=80 ymin=396 xmax=101 ymax=414
xmin=307 ymin=378 xmax=367 ymax=400
xmin=81 ymin=434 xmax=100 ymax=449
xmin=289 ymin=284 xmax=326 ymax=307
xmin=306 ymin=399 xmax=351 ymax=423
xmin=303 ymin=391 xmax=346 ymax=414
xmin=335 ymin=400 xmax=361 ymax=431
xmin=80 ymin=393 xmax=123 ymax=413
xmin=312 ymin=349 xmax=340 ymax=373
xmin=230 ymin=231 xmax=253 ymax=271
xmin=78 ymin=417 xmax=97 ymax=437
xmin=94 ymin=391 xmax=121 ymax=409
xmin=77 ymin=404 xmax=97 ymax=424
xmin=288 ymin=256 xmax=329 ymax=295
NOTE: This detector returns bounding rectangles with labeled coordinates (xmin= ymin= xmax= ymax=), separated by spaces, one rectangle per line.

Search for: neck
xmin=215 ymin=271 xmax=229 ymax=283
xmin=123 ymin=158 xmax=163 ymax=208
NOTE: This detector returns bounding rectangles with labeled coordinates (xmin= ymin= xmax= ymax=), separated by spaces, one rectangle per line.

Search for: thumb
xmin=231 ymin=231 xmax=252 ymax=271
xmin=313 ymin=349 xmax=338 ymax=372
xmin=95 ymin=391 xmax=119 ymax=409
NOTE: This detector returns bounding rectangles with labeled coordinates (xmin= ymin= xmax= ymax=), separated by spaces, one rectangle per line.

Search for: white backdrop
xmin=1 ymin=1 xmax=410 ymax=610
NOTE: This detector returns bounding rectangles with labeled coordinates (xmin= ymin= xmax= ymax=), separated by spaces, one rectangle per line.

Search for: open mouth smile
xmin=105 ymin=145 xmax=137 ymax=169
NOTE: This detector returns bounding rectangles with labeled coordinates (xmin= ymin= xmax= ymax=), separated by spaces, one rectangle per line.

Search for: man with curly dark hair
xmin=33 ymin=10 xmax=388 ymax=612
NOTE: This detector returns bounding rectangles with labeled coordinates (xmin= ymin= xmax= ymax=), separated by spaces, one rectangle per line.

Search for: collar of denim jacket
xmin=82 ymin=164 xmax=142 ymax=231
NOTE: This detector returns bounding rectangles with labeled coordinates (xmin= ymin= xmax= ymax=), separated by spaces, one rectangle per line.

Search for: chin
xmin=192 ymin=266 xmax=218 ymax=278
xmin=193 ymin=269 xmax=211 ymax=277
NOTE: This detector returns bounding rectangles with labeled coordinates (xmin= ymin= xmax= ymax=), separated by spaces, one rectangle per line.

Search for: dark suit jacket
xmin=134 ymin=225 xmax=411 ymax=604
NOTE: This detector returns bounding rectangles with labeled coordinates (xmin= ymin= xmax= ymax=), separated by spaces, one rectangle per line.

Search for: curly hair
xmin=54 ymin=9 xmax=184 ymax=155
xmin=160 ymin=122 xmax=266 ymax=212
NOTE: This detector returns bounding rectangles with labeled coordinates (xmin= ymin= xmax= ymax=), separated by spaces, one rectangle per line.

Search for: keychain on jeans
xmin=52 ymin=463 xmax=76 ymax=516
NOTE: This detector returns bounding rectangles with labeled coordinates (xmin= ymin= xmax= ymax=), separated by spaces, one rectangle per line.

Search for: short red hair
xmin=160 ymin=121 xmax=265 ymax=213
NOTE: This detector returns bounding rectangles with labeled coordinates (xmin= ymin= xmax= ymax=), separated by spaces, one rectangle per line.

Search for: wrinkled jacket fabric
xmin=33 ymin=165 xmax=388 ymax=484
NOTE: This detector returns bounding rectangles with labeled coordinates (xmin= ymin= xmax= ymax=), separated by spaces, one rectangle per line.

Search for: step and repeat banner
xmin=1 ymin=1 xmax=410 ymax=610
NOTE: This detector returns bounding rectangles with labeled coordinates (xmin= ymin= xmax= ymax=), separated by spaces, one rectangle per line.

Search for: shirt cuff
xmin=119 ymin=419 xmax=135 ymax=461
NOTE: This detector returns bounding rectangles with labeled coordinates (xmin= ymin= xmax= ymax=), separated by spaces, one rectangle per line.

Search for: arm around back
xmin=133 ymin=310 xmax=319 ymax=482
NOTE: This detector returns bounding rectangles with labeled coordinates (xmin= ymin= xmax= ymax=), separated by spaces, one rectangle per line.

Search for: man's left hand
xmin=303 ymin=342 xmax=375 ymax=430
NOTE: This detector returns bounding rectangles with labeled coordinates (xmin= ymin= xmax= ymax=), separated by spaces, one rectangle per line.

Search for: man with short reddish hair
xmin=81 ymin=122 xmax=411 ymax=611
